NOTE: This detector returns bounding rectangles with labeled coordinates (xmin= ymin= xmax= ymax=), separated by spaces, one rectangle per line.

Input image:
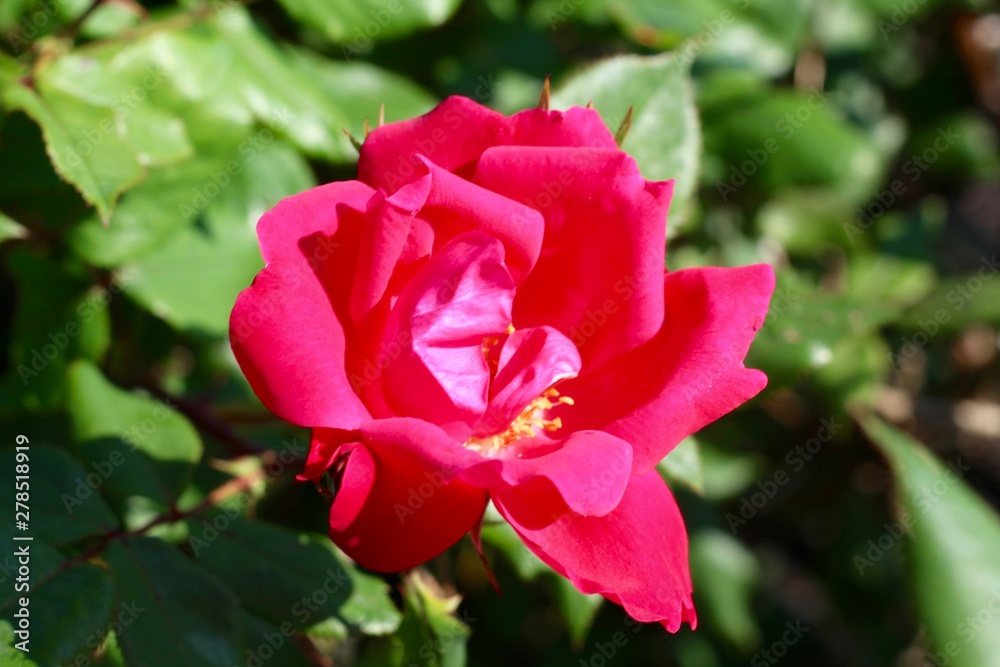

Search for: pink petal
xmin=378 ymin=232 xmax=515 ymax=436
xmin=472 ymin=147 xmax=672 ymax=369
xmin=349 ymin=158 xmax=544 ymax=323
xmin=348 ymin=186 xmax=435 ymax=326
xmin=353 ymin=418 xmax=630 ymax=521
xmin=230 ymin=181 xmax=374 ymax=429
xmin=358 ymin=96 xmax=617 ymax=194
xmin=562 ymin=264 xmax=775 ymax=474
xmin=493 ymin=470 xmax=697 ymax=632
xmin=476 ymin=326 xmax=581 ymax=436
xmin=319 ymin=422 xmax=488 ymax=572
xmin=473 ymin=431 xmax=633 ymax=519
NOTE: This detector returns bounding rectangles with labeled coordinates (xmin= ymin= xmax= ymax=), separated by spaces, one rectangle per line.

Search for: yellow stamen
xmin=482 ymin=335 xmax=502 ymax=375
xmin=466 ymin=388 xmax=574 ymax=454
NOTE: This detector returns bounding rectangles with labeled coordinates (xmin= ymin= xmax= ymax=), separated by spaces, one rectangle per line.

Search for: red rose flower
xmin=230 ymin=96 xmax=774 ymax=631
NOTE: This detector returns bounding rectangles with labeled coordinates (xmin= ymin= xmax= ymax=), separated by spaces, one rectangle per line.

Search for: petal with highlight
xmin=378 ymin=232 xmax=516 ymax=436
xmin=560 ymin=264 xmax=775 ymax=474
xmin=230 ymin=181 xmax=374 ymax=430
xmin=494 ymin=471 xmax=696 ymax=632
xmin=359 ymin=97 xmax=618 ymax=194
xmin=472 ymin=147 xmax=672 ymax=368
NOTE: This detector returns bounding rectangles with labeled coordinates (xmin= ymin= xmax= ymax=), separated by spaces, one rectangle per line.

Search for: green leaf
xmin=89 ymin=631 xmax=127 ymax=667
xmin=191 ymin=518 xmax=353 ymax=631
xmin=3 ymin=80 xmax=146 ymax=222
xmin=0 ymin=621 xmax=41 ymax=666
xmin=0 ymin=445 xmax=119 ymax=547
xmin=550 ymin=575 xmax=603 ymax=647
xmin=240 ymin=613 xmax=312 ymax=667
xmin=700 ymin=76 xmax=884 ymax=206
xmin=275 ymin=0 xmax=463 ymax=45
xmin=844 ymin=254 xmax=938 ymax=313
xmin=480 ymin=504 xmax=548 ymax=580
xmin=67 ymin=360 xmax=203 ymax=517
xmin=860 ymin=416 xmax=1000 ymax=666
xmin=352 ymin=571 xmax=465 ymax=666
xmin=0 ymin=211 xmax=28 ymax=243
xmin=746 ymin=274 xmax=891 ymax=404
xmin=689 ymin=530 xmax=761 ymax=651
xmin=898 ymin=262 xmax=1000 ymax=335
xmin=657 ymin=436 xmax=705 ymax=494
xmin=0 ymin=563 xmax=114 ymax=667
xmin=214 ymin=7 xmax=434 ymax=163
xmin=286 ymin=49 xmax=436 ymax=143
xmin=122 ymin=139 xmax=313 ymax=336
xmin=604 ymin=0 xmax=812 ymax=76
xmin=479 ymin=505 xmax=605 ymax=641
xmin=398 ymin=572 xmax=470 ymax=667
xmin=756 ymin=189 xmax=857 ymax=255
xmin=105 ymin=536 xmax=245 ymax=667
xmin=336 ymin=551 xmax=404 ymax=636
xmin=698 ymin=441 xmax=762 ymax=502
xmin=0 ymin=251 xmax=112 ymax=412
xmin=67 ymin=166 xmax=229 ymax=268
xmin=552 ymin=52 xmax=701 ymax=230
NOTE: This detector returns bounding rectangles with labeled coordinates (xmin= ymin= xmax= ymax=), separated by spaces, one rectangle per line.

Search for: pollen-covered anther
xmin=466 ymin=388 xmax=574 ymax=454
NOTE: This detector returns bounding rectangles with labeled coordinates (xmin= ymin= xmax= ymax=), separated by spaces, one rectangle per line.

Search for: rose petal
xmin=471 ymin=430 xmax=633 ymax=519
xmin=348 ymin=186 xmax=435 ymax=327
xmin=379 ymin=232 xmax=515 ymax=436
xmin=561 ymin=264 xmax=775 ymax=474
xmin=494 ymin=470 xmax=697 ymax=632
xmin=472 ymin=147 xmax=672 ymax=368
xmin=230 ymin=181 xmax=374 ymax=429
xmin=350 ymin=158 xmax=544 ymax=323
xmin=324 ymin=420 xmax=488 ymax=572
xmin=359 ymin=96 xmax=618 ymax=194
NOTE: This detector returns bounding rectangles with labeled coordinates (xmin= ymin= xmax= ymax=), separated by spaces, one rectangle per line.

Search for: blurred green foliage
xmin=2 ymin=0 xmax=1000 ymax=665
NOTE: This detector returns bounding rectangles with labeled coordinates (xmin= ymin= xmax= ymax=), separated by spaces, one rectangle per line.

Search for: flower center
xmin=465 ymin=388 xmax=574 ymax=454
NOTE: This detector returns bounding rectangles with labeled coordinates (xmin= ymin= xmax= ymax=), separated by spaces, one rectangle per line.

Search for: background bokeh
xmin=2 ymin=0 xmax=1000 ymax=665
